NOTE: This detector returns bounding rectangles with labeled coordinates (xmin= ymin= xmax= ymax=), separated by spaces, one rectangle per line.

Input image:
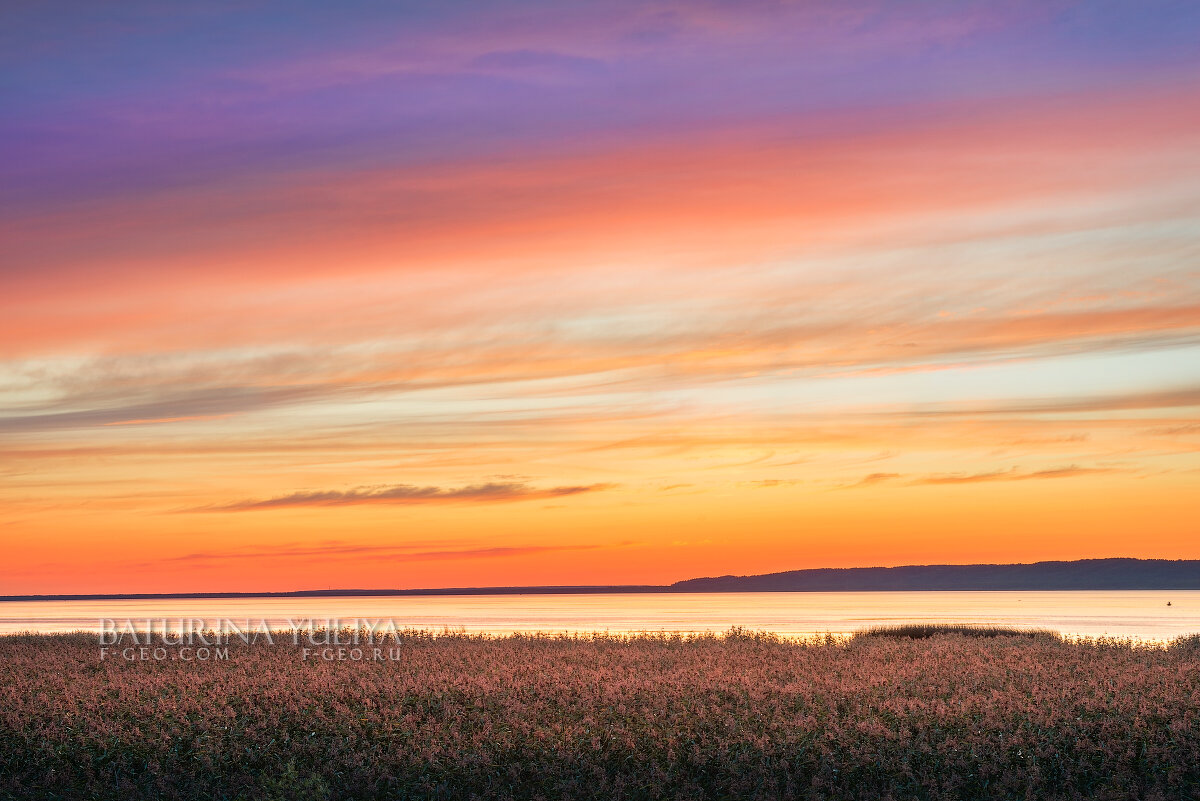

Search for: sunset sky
xmin=2 ymin=1 xmax=1199 ymax=594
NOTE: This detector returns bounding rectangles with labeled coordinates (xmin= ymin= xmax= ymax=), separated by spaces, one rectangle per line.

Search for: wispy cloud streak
xmin=197 ymin=482 xmax=613 ymax=512
xmin=153 ymin=542 xmax=613 ymax=564
xmin=845 ymin=466 xmax=1122 ymax=488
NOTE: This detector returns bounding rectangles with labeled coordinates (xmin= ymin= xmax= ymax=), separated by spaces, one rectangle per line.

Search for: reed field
xmin=1 ymin=628 xmax=1198 ymax=800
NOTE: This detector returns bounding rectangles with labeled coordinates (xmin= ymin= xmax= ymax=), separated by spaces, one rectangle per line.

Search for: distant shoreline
xmin=6 ymin=557 xmax=1199 ymax=601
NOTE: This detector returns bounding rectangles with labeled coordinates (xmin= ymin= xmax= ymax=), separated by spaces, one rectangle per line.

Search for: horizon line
xmin=5 ymin=556 xmax=1197 ymax=602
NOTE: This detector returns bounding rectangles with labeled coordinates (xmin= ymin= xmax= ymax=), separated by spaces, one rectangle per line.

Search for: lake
xmin=2 ymin=590 xmax=1197 ymax=640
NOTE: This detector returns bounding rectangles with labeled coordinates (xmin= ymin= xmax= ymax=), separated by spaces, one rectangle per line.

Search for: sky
xmin=2 ymin=0 xmax=1199 ymax=594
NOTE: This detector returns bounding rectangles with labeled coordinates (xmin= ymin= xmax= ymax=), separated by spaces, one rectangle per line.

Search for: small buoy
xmin=1167 ymin=601 xmax=1172 ymax=606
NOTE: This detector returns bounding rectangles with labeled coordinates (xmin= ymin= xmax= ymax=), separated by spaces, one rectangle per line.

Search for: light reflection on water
xmin=1 ymin=591 xmax=1197 ymax=640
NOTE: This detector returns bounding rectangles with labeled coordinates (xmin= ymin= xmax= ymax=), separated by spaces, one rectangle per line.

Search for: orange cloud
xmin=151 ymin=541 xmax=615 ymax=564
xmin=197 ymin=482 xmax=614 ymax=512
xmin=910 ymin=466 xmax=1119 ymax=485
xmin=4 ymin=83 xmax=1199 ymax=361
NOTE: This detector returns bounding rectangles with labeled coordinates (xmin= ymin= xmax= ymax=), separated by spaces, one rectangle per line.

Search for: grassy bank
xmin=1 ymin=630 xmax=1198 ymax=800
xmin=853 ymin=623 xmax=1058 ymax=639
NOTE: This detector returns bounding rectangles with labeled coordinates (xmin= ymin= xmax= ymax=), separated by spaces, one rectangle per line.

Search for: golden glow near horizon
xmin=2 ymin=2 xmax=1199 ymax=593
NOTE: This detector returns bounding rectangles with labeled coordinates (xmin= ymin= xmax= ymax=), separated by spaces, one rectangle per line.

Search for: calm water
xmin=1 ymin=591 xmax=1197 ymax=640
